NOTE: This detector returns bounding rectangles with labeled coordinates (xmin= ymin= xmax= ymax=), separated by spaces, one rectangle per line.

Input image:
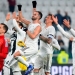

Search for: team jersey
xmin=25 ymin=23 xmax=40 ymax=51
xmin=6 ymin=19 xmax=26 ymax=54
xmin=0 ymin=35 xmax=8 ymax=71
xmin=10 ymin=19 xmax=26 ymax=53
xmin=40 ymin=25 xmax=55 ymax=55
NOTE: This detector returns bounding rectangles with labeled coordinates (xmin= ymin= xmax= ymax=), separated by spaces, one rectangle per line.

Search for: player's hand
xmin=52 ymin=15 xmax=58 ymax=25
xmin=17 ymin=4 xmax=22 ymax=11
xmin=70 ymin=37 xmax=74 ymax=41
xmin=17 ymin=41 xmax=26 ymax=47
xmin=6 ymin=13 xmax=11 ymax=21
xmin=63 ymin=19 xmax=71 ymax=28
xmin=32 ymin=1 xmax=37 ymax=8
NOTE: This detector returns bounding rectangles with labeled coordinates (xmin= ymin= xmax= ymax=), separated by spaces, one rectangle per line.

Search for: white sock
xmin=33 ymin=72 xmax=39 ymax=75
xmin=15 ymin=56 xmax=29 ymax=67
xmin=13 ymin=71 xmax=22 ymax=75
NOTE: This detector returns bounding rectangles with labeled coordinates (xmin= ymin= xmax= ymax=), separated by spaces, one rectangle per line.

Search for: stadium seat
xmin=66 ymin=1 xmax=73 ymax=7
xmin=36 ymin=6 xmax=42 ymax=11
xmin=37 ymin=0 xmax=43 ymax=6
xmin=72 ymin=7 xmax=75 ymax=13
xmin=58 ymin=1 xmax=66 ymax=6
xmin=49 ymin=6 xmax=57 ymax=15
xmin=42 ymin=0 xmax=50 ymax=6
xmin=64 ymin=7 xmax=72 ymax=13
xmin=25 ymin=6 xmax=32 ymax=12
xmin=26 ymin=0 xmax=33 ymax=6
xmin=41 ymin=7 xmax=49 ymax=13
xmin=50 ymin=1 xmax=58 ymax=6
xmin=0 ymin=12 xmax=5 ymax=23
xmin=16 ymin=0 xmax=26 ymax=5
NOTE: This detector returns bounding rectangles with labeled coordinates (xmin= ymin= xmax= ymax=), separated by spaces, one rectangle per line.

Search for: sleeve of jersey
xmin=4 ymin=20 xmax=14 ymax=35
xmin=69 ymin=28 xmax=75 ymax=37
xmin=7 ymin=29 xmax=14 ymax=35
xmin=49 ymin=26 xmax=55 ymax=36
xmin=57 ymin=24 xmax=72 ymax=39
xmin=52 ymin=39 xmax=60 ymax=50
xmin=13 ymin=19 xmax=24 ymax=35
xmin=0 ymin=39 xmax=9 ymax=59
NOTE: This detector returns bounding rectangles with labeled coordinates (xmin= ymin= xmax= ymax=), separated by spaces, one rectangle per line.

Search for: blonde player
xmin=33 ymin=14 xmax=60 ymax=75
xmin=51 ymin=15 xmax=75 ymax=75
xmin=5 ymin=4 xmax=43 ymax=75
xmin=3 ymin=12 xmax=26 ymax=75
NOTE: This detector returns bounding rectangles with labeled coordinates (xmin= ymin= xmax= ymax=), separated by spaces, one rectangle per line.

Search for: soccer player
xmin=0 ymin=23 xmax=8 ymax=71
xmin=3 ymin=12 xmax=26 ymax=75
xmin=6 ymin=2 xmax=43 ymax=75
xmin=33 ymin=14 xmax=60 ymax=75
xmin=51 ymin=15 xmax=75 ymax=75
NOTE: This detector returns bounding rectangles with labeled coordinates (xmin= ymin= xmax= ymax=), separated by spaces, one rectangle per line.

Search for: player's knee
xmin=14 ymin=51 xmax=21 ymax=58
xmin=33 ymin=68 xmax=40 ymax=73
xmin=45 ymin=72 xmax=50 ymax=75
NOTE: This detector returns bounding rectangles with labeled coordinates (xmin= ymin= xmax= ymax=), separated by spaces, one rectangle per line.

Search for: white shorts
xmin=19 ymin=47 xmax=38 ymax=61
xmin=34 ymin=54 xmax=53 ymax=72
xmin=4 ymin=53 xmax=21 ymax=72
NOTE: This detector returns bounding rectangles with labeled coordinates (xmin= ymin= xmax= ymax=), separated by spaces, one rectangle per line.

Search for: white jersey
xmin=12 ymin=19 xmax=26 ymax=53
xmin=4 ymin=19 xmax=26 ymax=72
xmin=40 ymin=25 xmax=55 ymax=55
xmin=25 ymin=23 xmax=40 ymax=51
xmin=4 ymin=19 xmax=26 ymax=53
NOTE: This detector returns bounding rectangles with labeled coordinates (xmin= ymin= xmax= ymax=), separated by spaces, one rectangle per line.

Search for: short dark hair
xmin=1 ymin=23 xmax=8 ymax=33
xmin=17 ymin=21 xmax=24 ymax=28
xmin=44 ymin=14 xmax=53 ymax=23
xmin=37 ymin=11 xmax=43 ymax=19
xmin=48 ymin=14 xmax=53 ymax=19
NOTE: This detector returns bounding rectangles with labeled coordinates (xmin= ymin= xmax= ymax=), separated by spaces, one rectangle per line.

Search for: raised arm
xmin=12 ymin=12 xmax=24 ymax=35
xmin=32 ymin=1 xmax=37 ymax=13
xmin=24 ymin=25 xmax=41 ymax=39
xmin=52 ymin=15 xmax=72 ymax=39
xmin=63 ymin=19 xmax=75 ymax=37
xmin=17 ymin=5 xmax=31 ymax=26
xmin=4 ymin=13 xmax=14 ymax=35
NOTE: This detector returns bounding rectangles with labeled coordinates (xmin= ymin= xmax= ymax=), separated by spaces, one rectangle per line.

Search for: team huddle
xmin=0 ymin=1 xmax=75 ymax=75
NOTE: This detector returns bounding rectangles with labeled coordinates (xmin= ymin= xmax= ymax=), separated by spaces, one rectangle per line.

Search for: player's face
xmin=45 ymin=15 xmax=53 ymax=24
xmin=0 ymin=24 xmax=5 ymax=34
xmin=32 ymin=11 xmax=39 ymax=20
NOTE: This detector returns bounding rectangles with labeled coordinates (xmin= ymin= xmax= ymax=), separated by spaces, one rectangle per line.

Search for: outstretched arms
xmin=18 ymin=4 xmax=31 ymax=25
xmin=63 ymin=19 xmax=75 ymax=37
xmin=12 ymin=12 xmax=24 ymax=35
xmin=52 ymin=15 xmax=72 ymax=39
